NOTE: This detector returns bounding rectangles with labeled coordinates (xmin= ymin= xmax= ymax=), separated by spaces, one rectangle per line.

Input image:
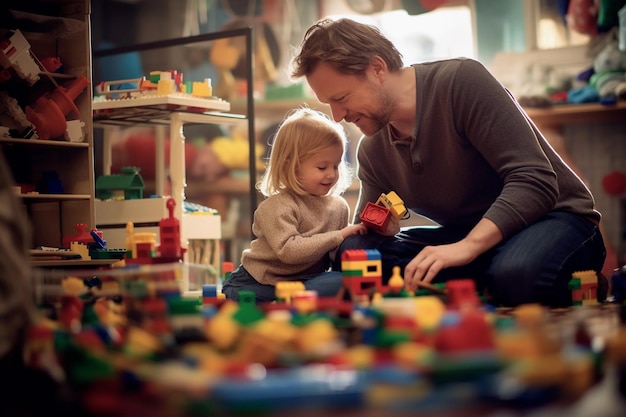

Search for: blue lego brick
xmin=211 ymin=365 xmax=368 ymax=413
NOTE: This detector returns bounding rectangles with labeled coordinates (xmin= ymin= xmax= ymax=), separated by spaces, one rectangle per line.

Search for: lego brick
xmin=342 ymin=249 xmax=369 ymax=261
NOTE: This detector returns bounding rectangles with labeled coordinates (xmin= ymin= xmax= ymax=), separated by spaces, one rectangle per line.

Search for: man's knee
xmin=486 ymin=257 xmax=576 ymax=307
xmin=486 ymin=256 xmax=545 ymax=306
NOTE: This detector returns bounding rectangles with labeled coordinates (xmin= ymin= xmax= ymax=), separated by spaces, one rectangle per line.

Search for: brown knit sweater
xmin=242 ymin=190 xmax=350 ymax=285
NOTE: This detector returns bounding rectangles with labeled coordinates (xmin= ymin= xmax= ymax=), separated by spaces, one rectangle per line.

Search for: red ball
xmin=602 ymin=170 xmax=626 ymax=196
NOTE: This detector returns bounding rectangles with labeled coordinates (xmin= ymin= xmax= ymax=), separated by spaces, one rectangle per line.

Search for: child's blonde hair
xmin=258 ymin=107 xmax=352 ymax=197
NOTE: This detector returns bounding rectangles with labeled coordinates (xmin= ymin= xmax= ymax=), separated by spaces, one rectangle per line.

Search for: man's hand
xmin=403 ymin=241 xmax=477 ymax=292
xmin=403 ymin=218 xmax=503 ymax=292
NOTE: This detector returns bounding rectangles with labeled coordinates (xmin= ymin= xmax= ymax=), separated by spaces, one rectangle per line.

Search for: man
xmin=290 ymin=18 xmax=606 ymax=307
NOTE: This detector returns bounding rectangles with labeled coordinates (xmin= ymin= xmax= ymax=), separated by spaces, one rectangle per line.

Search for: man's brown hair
xmin=290 ymin=18 xmax=403 ymax=79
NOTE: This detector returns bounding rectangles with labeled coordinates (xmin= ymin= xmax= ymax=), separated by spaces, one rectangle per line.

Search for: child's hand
xmin=341 ymin=223 xmax=368 ymax=239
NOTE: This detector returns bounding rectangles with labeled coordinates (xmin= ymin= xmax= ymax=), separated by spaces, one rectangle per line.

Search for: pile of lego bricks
xmin=24 ymin=266 xmax=626 ymax=417
xmin=495 ymin=303 xmax=621 ymax=342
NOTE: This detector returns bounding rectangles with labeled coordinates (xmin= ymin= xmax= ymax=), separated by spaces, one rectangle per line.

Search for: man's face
xmin=306 ymin=62 xmax=393 ymax=136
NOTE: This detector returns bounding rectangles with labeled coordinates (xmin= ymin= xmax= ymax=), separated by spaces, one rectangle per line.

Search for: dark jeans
xmin=333 ymin=212 xmax=606 ymax=307
xmin=222 ymin=265 xmax=344 ymax=303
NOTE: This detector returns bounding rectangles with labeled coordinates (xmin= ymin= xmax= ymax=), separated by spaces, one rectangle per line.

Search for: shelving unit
xmin=1 ymin=0 xmax=94 ymax=249
xmin=93 ymin=97 xmax=244 ymax=245
xmin=92 ymin=27 xmax=256 ymax=263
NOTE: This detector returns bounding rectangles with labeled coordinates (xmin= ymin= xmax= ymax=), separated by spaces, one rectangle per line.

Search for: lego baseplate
xmin=93 ymin=93 xmax=231 ymax=113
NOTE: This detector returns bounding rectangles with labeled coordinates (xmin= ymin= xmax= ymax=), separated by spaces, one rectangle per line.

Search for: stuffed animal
xmin=591 ymin=32 xmax=626 ymax=98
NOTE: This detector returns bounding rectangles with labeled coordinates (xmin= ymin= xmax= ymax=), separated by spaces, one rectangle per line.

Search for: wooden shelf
xmin=3 ymin=1 xmax=94 ymax=249
xmin=524 ymin=101 xmax=626 ymax=126
xmin=31 ymin=259 xmax=121 ymax=267
xmin=0 ymin=138 xmax=89 ymax=147
xmin=18 ymin=193 xmax=92 ymax=201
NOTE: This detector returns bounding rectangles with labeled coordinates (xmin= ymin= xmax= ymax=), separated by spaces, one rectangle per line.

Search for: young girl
xmin=222 ymin=108 xmax=367 ymax=302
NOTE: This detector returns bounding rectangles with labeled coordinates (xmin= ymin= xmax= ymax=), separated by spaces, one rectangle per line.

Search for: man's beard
xmin=364 ymin=87 xmax=394 ymax=135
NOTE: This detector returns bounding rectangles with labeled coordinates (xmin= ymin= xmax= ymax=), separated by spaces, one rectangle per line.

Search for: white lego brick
xmin=95 ymin=198 xmax=169 ymax=225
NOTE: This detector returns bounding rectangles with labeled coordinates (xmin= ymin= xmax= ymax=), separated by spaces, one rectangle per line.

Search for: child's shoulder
xmin=257 ymin=192 xmax=299 ymax=210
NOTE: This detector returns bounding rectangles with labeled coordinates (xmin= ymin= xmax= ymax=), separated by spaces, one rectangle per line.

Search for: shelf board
xmin=0 ymin=137 xmax=89 ymax=147
xmin=31 ymin=259 xmax=121 ymax=268
xmin=93 ymin=93 xmax=231 ymax=112
xmin=17 ymin=193 xmax=92 ymax=201
xmin=93 ymin=95 xmax=247 ymax=127
xmin=524 ymin=101 xmax=626 ymax=126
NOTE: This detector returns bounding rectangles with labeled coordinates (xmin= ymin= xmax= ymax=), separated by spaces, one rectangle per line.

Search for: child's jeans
xmin=222 ymin=265 xmax=344 ymax=302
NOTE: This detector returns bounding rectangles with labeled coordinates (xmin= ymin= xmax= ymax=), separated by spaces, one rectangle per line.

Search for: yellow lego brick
xmin=572 ymin=270 xmax=597 ymax=284
xmin=376 ymin=191 xmax=407 ymax=219
xmin=341 ymin=260 xmax=382 ymax=277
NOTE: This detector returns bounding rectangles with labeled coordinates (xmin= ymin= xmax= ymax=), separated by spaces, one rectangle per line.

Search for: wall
xmin=564 ymin=122 xmax=626 ymax=259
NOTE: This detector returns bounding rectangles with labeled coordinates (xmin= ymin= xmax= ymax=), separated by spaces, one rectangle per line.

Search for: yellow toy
xmin=210 ymin=129 xmax=265 ymax=171
xmin=190 ymin=128 xmax=265 ymax=182
xmin=376 ymin=191 xmax=407 ymax=220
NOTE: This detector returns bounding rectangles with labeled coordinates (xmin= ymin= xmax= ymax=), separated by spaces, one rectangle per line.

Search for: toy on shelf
xmin=61 ymin=223 xmax=125 ymax=260
xmin=36 ymin=170 xmax=63 ymax=194
xmin=98 ymin=70 xmax=212 ymax=99
xmin=63 ymin=223 xmax=102 ymax=248
xmin=25 ymin=74 xmax=89 ymax=140
xmin=93 ymin=69 xmax=229 ymax=114
xmin=95 ymin=166 xmax=144 ymax=200
xmin=1 ymin=29 xmax=88 ymax=141
xmin=0 ymin=29 xmax=40 ymax=85
xmin=124 ymin=197 xmax=186 ymax=265
xmin=0 ymin=90 xmax=35 ymax=138
xmin=39 ymin=56 xmax=62 ymax=73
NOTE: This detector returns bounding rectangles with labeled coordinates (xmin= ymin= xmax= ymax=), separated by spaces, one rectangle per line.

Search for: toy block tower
xmin=569 ymin=270 xmax=599 ymax=306
xmin=341 ymin=249 xmax=383 ymax=296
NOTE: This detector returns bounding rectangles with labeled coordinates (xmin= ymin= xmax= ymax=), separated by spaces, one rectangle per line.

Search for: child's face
xmin=297 ymin=144 xmax=343 ymax=196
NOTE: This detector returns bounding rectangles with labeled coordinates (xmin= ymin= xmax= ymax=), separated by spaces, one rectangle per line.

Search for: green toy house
xmin=96 ymin=166 xmax=145 ymax=200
